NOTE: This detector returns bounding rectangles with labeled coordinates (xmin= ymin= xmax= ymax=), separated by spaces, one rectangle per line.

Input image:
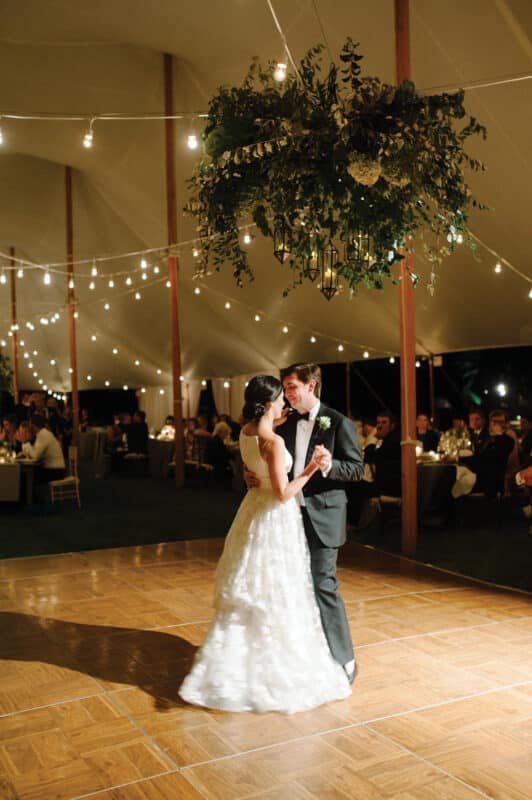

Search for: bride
xmin=178 ymin=375 xmax=351 ymax=713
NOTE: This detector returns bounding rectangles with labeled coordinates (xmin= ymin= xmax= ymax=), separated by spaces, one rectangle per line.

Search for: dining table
xmin=0 ymin=457 xmax=39 ymax=504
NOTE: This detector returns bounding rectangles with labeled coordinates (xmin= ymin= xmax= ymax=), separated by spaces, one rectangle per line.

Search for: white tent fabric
xmin=0 ymin=0 xmax=531 ymax=399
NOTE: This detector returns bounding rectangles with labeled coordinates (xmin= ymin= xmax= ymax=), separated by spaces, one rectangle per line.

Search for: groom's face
xmin=282 ymin=373 xmax=317 ymax=412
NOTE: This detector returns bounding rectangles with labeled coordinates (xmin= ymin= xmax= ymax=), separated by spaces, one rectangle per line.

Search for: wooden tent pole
xmin=163 ymin=53 xmax=185 ymax=488
xmin=9 ymin=247 xmax=19 ymax=406
xmin=65 ymin=166 xmax=80 ymax=446
xmin=395 ymin=0 xmax=418 ymax=555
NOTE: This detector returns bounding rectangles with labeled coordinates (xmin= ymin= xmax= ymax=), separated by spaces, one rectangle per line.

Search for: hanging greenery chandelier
xmin=186 ymin=39 xmax=486 ymax=299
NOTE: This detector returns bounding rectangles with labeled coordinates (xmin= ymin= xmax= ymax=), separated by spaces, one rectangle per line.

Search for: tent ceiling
xmin=0 ymin=0 xmax=531 ymax=392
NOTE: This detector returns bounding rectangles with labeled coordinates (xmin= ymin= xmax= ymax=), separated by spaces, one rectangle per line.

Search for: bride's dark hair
xmin=242 ymin=375 xmax=282 ymax=422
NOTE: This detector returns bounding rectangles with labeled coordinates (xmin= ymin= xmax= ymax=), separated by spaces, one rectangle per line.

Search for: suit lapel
xmin=305 ymin=402 xmax=322 ymax=466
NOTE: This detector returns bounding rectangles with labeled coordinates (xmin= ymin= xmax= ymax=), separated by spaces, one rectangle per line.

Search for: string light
xmin=494 ymin=262 xmax=502 ymax=274
xmin=363 ymin=350 xmax=370 ymax=359
xmin=140 ymin=258 xmax=148 ymax=270
xmin=68 ymin=278 xmax=75 ymax=289
xmin=274 ymin=62 xmax=287 ymax=81
xmin=104 ymin=303 xmax=110 ymax=310
xmin=201 ymin=380 xmax=207 ymax=387
xmin=416 ymin=359 xmax=421 ymax=368
xmin=194 ymin=286 xmax=201 ymax=295
xmin=310 ymin=335 xmax=316 ymax=343
xmin=89 ymin=281 xmax=95 ymax=290
xmin=125 ymin=276 xmax=132 ymax=285
xmin=192 ymin=248 xmax=200 ymax=258
xmin=112 ymin=347 xmax=118 ymax=354
xmin=0 ymin=125 xmax=3 ymax=145
xmin=91 ymin=334 xmax=97 ymax=341
xmin=282 ymin=325 xmax=289 ymax=333
xmin=50 ymin=359 xmax=56 ymax=365
xmin=43 ymin=270 xmax=51 ymax=286
xmin=17 ymin=268 xmax=23 ymax=278
xmin=225 ymin=301 xmax=231 ymax=309
xmin=135 ymin=291 xmax=141 ymax=300
xmin=141 ymin=272 xmax=147 ymax=280
xmin=108 ymin=279 xmax=115 ymax=288
xmin=134 ymin=359 xmax=140 ymax=366
xmin=153 ymin=266 xmax=160 ymax=274
xmin=528 ymin=288 xmax=532 ymax=299
xmin=389 ymin=356 xmax=396 ymax=364
xmin=254 ymin=314 xmax=261 ymax=321
xmin=223 ymin=380 xmax=230 ymax=388
xmin=91 ymin=261 xmax=98 ymax=277
xmin=159 ymin=388 xmax=165 ymax=395
xmin=87 ymin=375 xmax=92 ymax=381
xmin=82 ymin=120 xmax=94 ymax=149
xmin=243 ymin=232 xmax=252 ymax=245
xmin=338 ymin=344 xmax=344 ymax=352
xmin=156 ymin=368 xmax=162 ymax=375
xmin=105 ymin=380 xmax=110 ymax=387
xmin=187 ymin=134 xmax=199 ymax=150
xmin=123 ymin=385 xmax=129 ymax=391
xmin=166 ymin=280 xmax=171 ymax=288
xmin=0 ymin=272 xmax=6 ymax=284
xmin=140 ymin=387 xmax=146 ymax=393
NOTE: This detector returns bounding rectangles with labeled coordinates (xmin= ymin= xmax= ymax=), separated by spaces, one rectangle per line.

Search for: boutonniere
xmin=317 ymin=416 xmax=331 ymax=431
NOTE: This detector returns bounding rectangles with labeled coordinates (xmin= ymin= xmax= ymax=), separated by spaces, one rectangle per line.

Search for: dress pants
xmin=301 ymin=507 xmax=354 ymax=668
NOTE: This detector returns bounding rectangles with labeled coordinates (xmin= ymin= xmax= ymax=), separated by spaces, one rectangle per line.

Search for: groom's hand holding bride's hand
xmin=312 ymin=444 xmax=332 ymax=474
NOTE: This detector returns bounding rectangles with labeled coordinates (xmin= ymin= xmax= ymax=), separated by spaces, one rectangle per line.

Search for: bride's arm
xmin=265 ymin=437 xmax=319 ymax=503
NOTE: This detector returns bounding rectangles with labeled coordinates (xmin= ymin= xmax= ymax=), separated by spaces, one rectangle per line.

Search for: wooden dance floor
xmin=1 ymin=538 xmax=531 ymax=799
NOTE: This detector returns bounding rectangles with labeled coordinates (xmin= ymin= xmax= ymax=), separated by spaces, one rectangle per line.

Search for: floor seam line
xmin=366 ymin=725 xmax=497 ymax=800
xmin=70 ymin=769 xmax=179 ymax=800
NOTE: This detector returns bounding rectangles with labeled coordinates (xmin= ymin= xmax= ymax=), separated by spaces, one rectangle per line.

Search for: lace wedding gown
xmin=178 ymin=433 xmax=351 ymax=713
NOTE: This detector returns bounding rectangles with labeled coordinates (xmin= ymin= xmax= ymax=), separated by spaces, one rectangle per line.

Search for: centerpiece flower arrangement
xmin=186 ymin=39 xmax=486 ymax=298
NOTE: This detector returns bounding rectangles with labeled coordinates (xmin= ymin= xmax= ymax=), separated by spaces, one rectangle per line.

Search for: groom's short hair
xmin=281 ymin=363 xmax=322 ymax=397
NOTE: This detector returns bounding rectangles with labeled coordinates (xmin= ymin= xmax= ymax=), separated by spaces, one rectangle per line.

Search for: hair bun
xmin=242 ymin=400 xmax=266 ymax=422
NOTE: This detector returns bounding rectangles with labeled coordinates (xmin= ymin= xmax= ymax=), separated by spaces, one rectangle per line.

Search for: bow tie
xmin=297 ymin=411 xmax=310 ymax=421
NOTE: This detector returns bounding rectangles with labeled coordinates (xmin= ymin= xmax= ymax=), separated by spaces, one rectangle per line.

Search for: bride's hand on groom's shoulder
xmin=273 ymin=407 xmax=291 ymax=429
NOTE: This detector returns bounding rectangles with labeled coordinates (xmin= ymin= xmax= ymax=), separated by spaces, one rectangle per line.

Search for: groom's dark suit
xmin=278 ymin=402 xmax=363 ymax=668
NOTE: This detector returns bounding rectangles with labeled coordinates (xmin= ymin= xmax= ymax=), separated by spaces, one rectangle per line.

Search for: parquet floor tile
xmin=87 ymin=771 xmax=204 ymax=799
xmin=0 ymin=538 xmax=530 ymax=799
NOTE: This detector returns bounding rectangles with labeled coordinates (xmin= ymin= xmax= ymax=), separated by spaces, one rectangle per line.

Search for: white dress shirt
xmin=23 ymin=428 xmax=65 ymax=469
xmin=294 ymin=403 xmax=330 ymax=505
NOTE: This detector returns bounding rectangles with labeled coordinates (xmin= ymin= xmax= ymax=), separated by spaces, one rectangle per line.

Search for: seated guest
xmin=18 ymin=414 xmax=65 ymax=484
xmin=465 ymin=411 xmax=515 ymax=496
xmin=0 ymin=414 xmax=21 ymax=453
xmin=220 ymin=413 xmax=241 ymax=441
xmin=183 ymin=417 xmax=196 ymax=459
xmin=365 ymin=410 xmax=402 ymax=497
xmin=104 ymin=423 xmax=123 ymax=454
xmin=194 ymin=414 xmax=211 ymax=438
xmin=488 ymin=409 xmax=520 ymax=487
xmin=439 ymin=413 xmax=471 ymax=457
xmin=157 ymin=415 xmax=175 ymax=441
xmin=126 ymin=410 xmax=149 ymax=454
xmin=359 ymin=416 xmax=378 ymax=451
xmin=416 ymin=412 xmax=440 ymax=452
xmin=80 ymin=408 xmax=91 ymax=433
xmin=205 ymin=421 xmax=232 ymax=484
xmin=468 ymin=409 xmax=488 ymax=454
xmin=520 ymin=411 xmax=532 ymax=468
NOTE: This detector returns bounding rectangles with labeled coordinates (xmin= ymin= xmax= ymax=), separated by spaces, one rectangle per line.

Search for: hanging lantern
xmin=344 ymin=227 xmax=373 ymax=269
xmin=304 ymin=248 xmax=320 ymax=282
xmin=273 ymin=217 xmax=290 ymax=263
xmin=318 ymin=242 xmax=339 ymax=300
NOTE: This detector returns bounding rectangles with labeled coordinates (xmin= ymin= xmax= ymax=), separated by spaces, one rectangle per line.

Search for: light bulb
xmin=416 ymin=360 xmax=421 ymax=368
xmin=201 ymin=380 xmax=207 ymax=387
xmin=192 ymin=248 xmax=200 ymax=258
xmin=528 ymin=288 xmax=532 ymax=299
xmin=141 ymin=272 xmax=147 ymax=281
xmin=166 ymin=280 xmax=171 ymax=288
xmin=134 ymin=359 xmax=140 ymax=366
xmin=194 ymin=287 xmax=201 ymax=295
xmin=179 ymin=375 xmax=184 ymax=381
xmin=456 ymin=233 xmax=463 ymax=244
xmin=104 ymin=303 xmax=110 ymax=310
xmin=494 ymin=262 xmax=502 ymax=274
xmin=91 ymin=334 xmax=96 ymax=341
xmin=40 ymin=317 xmax=48 ymax=325
xmin=0 ymin=272 xmax=6 ymax=284
xmin=125 ymin=276 xmax=132 ymax=285
xmin=282 ymin=325 xmax=289 ymax=333
xmin=338 ymin=344 xmax=344 ymax=352
xmin=17 ymin=269 xmax=23 ymax=278
xmin=50 ymin=359 xmax=55 ymax=365
xmin=243 ymin=232 xmax=252 ymax=245
xmin=123 ymin=385 xmax=128 ymax=391
xmin=363 ymin=351 xmax=369 ymax=359
xmin=140 ymin=387 xmax=146 ymax=393
xmin=91 ymin=263 xmax=98 ymax=277
xmin=87 ymin=375 xmax=92 ymax=381
xmin=135 ymin=291 xmax=141 ymax=300
xmin=153 ymin=266 xmax=160 ymax=274
xmin=187 ymin=134 xmax=199 ymax=150
xmin=74 ymin=312 xmax=79 ymax=319
xmin=225 ymin=301 xmax=231 ymax=309
xmin=108 ymin=279 xmax=114 ymax=288
xmin=223 ymin=381 xmax=230 ymax=389
xmin=159 ymin=388 xmax=165 ymax=395
xmin=112 ymin=348 xmax=118 ymax=355
xmin=254 ymin=314 xmax=260 ymax=322
xmin=83 ymin=129 xmax=94 ymax=149
xmin=0 ymin=125 xmax=4 ymax=145
xmin=43 ymin=270 xmax=51 ymax=286
xmin=140 ymin=258 xmax=148 ymax=270
xmin=274 ymin=62 xmax=287 ymax=81
xmin=89 ymin=281 xmax=95 ymax=290
xmin=156 ymin=368 xmax=162 ymax=375
xmin=68 ymin=278 xmax=75 ymax=289
xmin=105 ymin=380 xmax=110 ymax=387
xmin=389 ymin=356 xmax=395 ymax=364
xmin=310 ymin=335 xmax=316 ymax=343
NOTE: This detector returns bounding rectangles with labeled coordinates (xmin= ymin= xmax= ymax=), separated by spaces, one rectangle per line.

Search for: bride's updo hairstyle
xmin=242 ymin=375 xmax=282 ymax=422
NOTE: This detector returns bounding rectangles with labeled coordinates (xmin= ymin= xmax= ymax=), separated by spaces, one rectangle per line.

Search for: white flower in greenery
xmin=317 ymin=416 xmax=331 ymax=431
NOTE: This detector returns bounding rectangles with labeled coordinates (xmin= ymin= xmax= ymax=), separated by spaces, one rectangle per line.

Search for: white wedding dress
xmin=178 ymin=433 xmax=351 ymax=713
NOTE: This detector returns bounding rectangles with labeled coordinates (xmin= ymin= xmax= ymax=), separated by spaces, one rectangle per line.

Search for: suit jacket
xmin=278 ymin=403 xmax=363 ymax=547
xmin=365 ymin=429 xmax=402 ymax=497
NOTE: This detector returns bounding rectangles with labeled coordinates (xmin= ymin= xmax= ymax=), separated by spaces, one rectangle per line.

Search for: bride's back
xmin=239 ymin=433 xmax=271 ymax=481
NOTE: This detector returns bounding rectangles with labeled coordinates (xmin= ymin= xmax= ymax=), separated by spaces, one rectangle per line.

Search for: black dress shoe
xmin=344 ymin=661 xmax=358 ymax=685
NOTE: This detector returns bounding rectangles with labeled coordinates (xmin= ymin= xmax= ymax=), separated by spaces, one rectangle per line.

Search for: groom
xmin=247 ymin=362 xmax=363 ymax=683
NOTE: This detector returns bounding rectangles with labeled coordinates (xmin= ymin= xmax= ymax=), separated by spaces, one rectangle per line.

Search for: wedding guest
xmin=488 ymin=409 xmax=520 ymax=487
xmin=220 ymin=413 xmax=241 ymax=441
xmin=80 ymin=408 xmax=91 ymax=433
xmin=464 ymin=411 xmax=514 ymax=496
xmin=439 ymin=413 xmax=471 ymax=457
xmin=416 ymin=412 xmax=440 ymax=452
xmin=365 ymin=411 xmax=402 ymax=497
xmin=127 ymin=410 xmax=149 ymax=453
xmin=0 ymin=415 xmax=20 ymax=453
xmin=205 ymin=421 xmax=232 ymax=484
xmin=359 ymin=416 xmax=378 ymax=451
xmin=14 ymin=392 xmax=32 ymax=423
xmin=194 ymin=414 xmax=211 ymax=439
xmin=468 ymin=409 xmax=488 ymax=454
xmin=18 ymin=414 xmax=65 ymax=485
